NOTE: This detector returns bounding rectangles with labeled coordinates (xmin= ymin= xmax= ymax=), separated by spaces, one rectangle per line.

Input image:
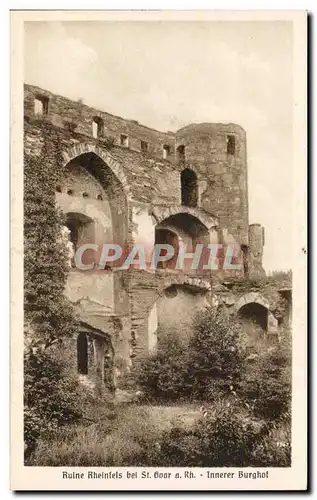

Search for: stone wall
xmin=24 ymin=84 xmax=175 ymax=162
xmin=175 ymin=123 xmax=249 ymax=246
xmin=23 ymin=83 xmax=285 ymax=395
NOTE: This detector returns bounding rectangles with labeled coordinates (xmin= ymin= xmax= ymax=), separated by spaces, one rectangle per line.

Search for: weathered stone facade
xmin=24 ymin=83 xmax=292 ymax=393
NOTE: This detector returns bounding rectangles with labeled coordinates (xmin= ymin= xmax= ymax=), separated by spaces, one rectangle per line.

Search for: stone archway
xmin=59 ymin=148 xmax=129 ymax=256
xmin=151 ymin=204 xmax=218 ymax=231
xmin=147 ymin=276 xmax=212 ymax=353
xmin=233 ymin=292 xmax=270 ymax=312
xmin=62 ymin=142 xmax=131 ymax=198
xmin=234 ymin=292 xmax=279 ymax=342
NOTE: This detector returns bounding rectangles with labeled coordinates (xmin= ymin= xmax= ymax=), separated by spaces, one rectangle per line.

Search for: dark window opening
xmin=34 ymin=96 xmax=49 ymax=116
xmin=227 ymin=135 xmax=236 ymax=155
xmin=65 ymin=220 xmax=79 ymax=250
xmin=56 ymin=185 xmax=62 ymax=193
xmin=238 ymin=302 xmax=268 ymax=346
xmin=141 ymin=141 xmax=148 ymax=153
xmin=97 ymin=194 xmax=103 ymax=201
xmin=67 ymin=189 xmax=74 ymax=196
xmin=164 ymin=285 xmax=178 ymax=298
xmin=65 ymin=213 xmax=95 ymax=267
xmin=181 ymin=168 xmax=198 ymax=207
xmin=92 ymin=117 xmax=104 ymax=138
xmin=177 ymin=145 xmax=185 ymax=164
xmin=77 ymin=333 xmax=88 ymax=374
xmin=163 ymin=144 xmax=171 ymax=159
xmin=82 ymin=192 xmax=89 ymax=198
xmin=155 ymin=228 xmax=179 ymax=270
xmin=120 ymin=134 xmax=129 ymax=147
xmin=239 ymin=303 xmax=268 ymax=331
xmin=241 ymin=245 xmax=249 ymax=277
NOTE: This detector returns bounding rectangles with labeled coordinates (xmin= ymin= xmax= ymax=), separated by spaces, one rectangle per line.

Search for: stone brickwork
xmin=24 ymin=83 xmax=288 ymax=394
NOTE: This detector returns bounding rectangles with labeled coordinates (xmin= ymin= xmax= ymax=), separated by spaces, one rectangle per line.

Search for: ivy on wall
xmin=24 ymin=124 xmax=82 ymax=457
xmin=24 ymin=124 xmax=75 ymax=344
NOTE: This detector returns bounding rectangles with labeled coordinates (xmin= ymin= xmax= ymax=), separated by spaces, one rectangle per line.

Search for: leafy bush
xmin=137 ymin=307 xmax=247 ymax=402
xmin=135 ymin=333 xmax=191 ymax=402
xmin=154 ymin=401 xmax=259 ymax=467
xmin=186 ymin=307 xmax=247 ymax=399
xmin=252 ymin=416 xmax=291 ymax=467
xmin=239 ymin=335 xmax=291 ymax=420
xmin=24 ymin=338 xmax=92 ymax=460
xmin=150 ymin=402 xmax=291 ymax=467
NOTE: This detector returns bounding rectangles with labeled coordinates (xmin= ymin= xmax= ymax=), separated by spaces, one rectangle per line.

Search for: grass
xmin=29 ymin=405 xmax=162 ymax=466
xmin=28 ymin=401 xmax=291 ymax=467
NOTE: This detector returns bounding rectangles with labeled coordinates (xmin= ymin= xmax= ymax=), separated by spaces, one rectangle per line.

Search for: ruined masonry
xmin=24 ymin=84 xmax=292 ymax=393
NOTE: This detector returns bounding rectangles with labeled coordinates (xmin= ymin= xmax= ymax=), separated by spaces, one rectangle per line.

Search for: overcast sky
xmin=24 ymin=20 xmax=293 ymax=272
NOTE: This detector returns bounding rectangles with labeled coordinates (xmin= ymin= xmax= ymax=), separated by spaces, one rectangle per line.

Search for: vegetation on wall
xmin=24 ymin=127 xmax=82 ymax=458
xmin=221 ymin=270 xmax=292 ymax=294
xmin=136 ymin=307 xmax=248 ymax=402
xmin=23 ymin=121 xmax=292 ymax=468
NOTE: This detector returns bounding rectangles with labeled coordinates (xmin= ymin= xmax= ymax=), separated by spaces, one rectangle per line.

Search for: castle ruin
xmin=24 ymin=84 xmax=292 ymax=394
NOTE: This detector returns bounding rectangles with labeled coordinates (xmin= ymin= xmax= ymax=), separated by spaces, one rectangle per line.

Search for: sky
xmin=24 ymin=20 xmax=293 ymax=272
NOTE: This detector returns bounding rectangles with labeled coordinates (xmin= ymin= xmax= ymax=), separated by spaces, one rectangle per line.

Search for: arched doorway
xmin=59 ymin=151 xmax=128 ymax=255
xmin=155 ymin=212 xmax=210 ymax=272
xmin=58 ymin=149 xmax=129 ymax=314
xmin=238 ymin=302 xmax=268 ymax=344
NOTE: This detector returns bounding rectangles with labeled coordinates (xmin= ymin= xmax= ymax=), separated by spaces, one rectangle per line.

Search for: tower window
xmin=120 ymin=134 xmax=129 ymax=147
xmin=177 ymin=145 xmax=185 ymax=164
xmin=141 ymin=140 xmax=148 ymax=153
xmin=227 ymin=135 xmax=236 ymax=155
xmin=181 ymin=168 xmax=198 ymax=207
xmin=92 ymin=117 xmax=104 ymax=138
xmin=163 ymin=145 xmax=171 ymax=159
xmin=34 ymin=96 xmax=49 ymax=116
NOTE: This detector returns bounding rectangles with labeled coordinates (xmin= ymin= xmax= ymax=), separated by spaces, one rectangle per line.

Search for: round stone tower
xmin=175 ymin=123 xmax=249 ymax=247
xmin=248 ymin=223 xmax=266 ymax=277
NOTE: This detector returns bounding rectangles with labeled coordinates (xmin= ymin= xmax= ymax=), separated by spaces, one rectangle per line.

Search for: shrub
xmin=150 ymin=401 xmax=291 ymax=467
xmin=252 ymin=417 xmax=291 ymax=467
xmin=24 ymin=340 xmax=85 ymax=458
xmin=135 ymin=332 xmax=191 ymax=402
xmin=187 ymin=307 xmax=248 ymax=399
xmin=137 ymin=308 xmax=248 ymax=402
xmin=156 ymin=401 xmax=261 ymax=467
xmin=239 ymin=335 xmax=291 ymax=420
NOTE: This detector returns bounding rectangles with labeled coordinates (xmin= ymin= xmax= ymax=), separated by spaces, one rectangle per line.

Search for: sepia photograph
xmin=10 ymin=9 xmax=307 ymax=491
